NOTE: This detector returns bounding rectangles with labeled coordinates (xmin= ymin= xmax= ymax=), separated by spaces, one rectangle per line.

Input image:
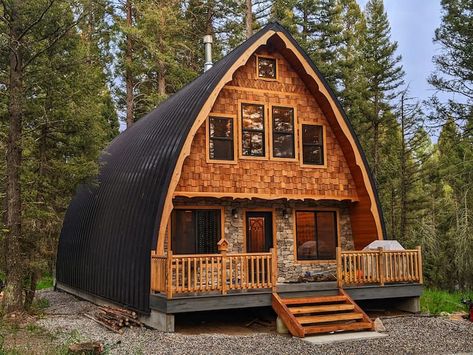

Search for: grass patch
xmin=421 ymin=288 xmax=473 ymax=315
xmin=36 ymin=275 xmax=54 ymax=290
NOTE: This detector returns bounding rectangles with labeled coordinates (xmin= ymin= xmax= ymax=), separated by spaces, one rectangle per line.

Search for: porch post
xmin=221 ymin=250 xmax=227 ymax=295
xmin=417 ymin=245 xmax=423 ymax=284
xmin=166 ymin=250 xmax=173 ymax=299
xmin=378 ymin=247 xmax=385 ymax=286
xmin=336 ymin=247 xmax=342 ymax=288
xmin=270 ymin=247 xmax=277 ymax=291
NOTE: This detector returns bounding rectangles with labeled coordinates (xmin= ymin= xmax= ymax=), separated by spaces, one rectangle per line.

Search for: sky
xmin=356 ymin=0 xmax=443 ymax=103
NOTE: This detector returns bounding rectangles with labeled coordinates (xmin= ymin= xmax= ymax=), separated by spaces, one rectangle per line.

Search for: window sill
xmin=206 ymin=158 xmax=238 ymax=165
xmin=239 ymin=155 xmax=269 ymax=161
xmin=299 ymin=162 xmax=327 ymax=169
xmin=295 ymin=259 xmax=337 ymax=264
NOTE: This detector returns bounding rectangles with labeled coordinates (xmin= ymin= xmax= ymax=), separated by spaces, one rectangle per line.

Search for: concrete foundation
xmin=396 ymin=296 xmax=421 ymax=313
xmin=276 ymin=316 xmax=289 ymax=334
xmin=140 ymin=310 xmax=175 ymax=332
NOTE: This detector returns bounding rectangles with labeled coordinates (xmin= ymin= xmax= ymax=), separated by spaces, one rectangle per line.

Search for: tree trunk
xmin=399 ymin=93 xmax=407 ymax=242
xmin=372 ymin=96 xmax=380 ymax=179
xmin=157 ymin=61 xmax=166 ymax=97
xmin=245 ymin=0 xmax=253 ymax=38
xmin=3 ymin=0 xmax=25 ymax=313
xmin=24 ymin=271 xmax=39 ymax=311
xmin=125 ymin=0 xmax=134 ymax=128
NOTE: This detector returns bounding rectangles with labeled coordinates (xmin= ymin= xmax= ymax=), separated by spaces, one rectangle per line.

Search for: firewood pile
xmin=84 ymin=306 xmax=143 ymax=334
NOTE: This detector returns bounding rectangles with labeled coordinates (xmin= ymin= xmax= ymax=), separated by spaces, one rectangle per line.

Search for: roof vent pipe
xmin=203 ymin=35 xmax=213 ymax=72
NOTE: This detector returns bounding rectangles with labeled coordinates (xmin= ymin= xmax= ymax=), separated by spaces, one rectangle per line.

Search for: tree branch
xmin=18 ymin=0 xmax=55 ymax=41
xmin=22 ymin=12 xmax=86 ymax=69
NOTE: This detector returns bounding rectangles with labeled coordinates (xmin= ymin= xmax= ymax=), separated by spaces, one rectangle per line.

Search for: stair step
xmin=282 ymin=295 xmax=347 ymax=305
xmin=303 ymin=321 xmax=373 ymax=335
xmin=289 ymin=303 xmax=355 ymax=314
xmin=296 ymin=312 xmax=363 ymax=324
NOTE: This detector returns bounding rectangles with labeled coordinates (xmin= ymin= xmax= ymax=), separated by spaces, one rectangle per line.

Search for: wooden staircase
xmin=272 ymin=289 xmax=373 ymax=337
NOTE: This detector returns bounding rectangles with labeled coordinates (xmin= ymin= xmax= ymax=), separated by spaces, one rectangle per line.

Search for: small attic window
xmin=257 ymin=56 xmax=277 ymax=79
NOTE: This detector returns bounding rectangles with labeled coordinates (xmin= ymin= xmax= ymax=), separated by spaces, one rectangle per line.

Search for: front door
xmin=246 ymin=211 xmax=273 ymax=252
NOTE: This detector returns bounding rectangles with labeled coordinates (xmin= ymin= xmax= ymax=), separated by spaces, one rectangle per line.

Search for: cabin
xmin=56 ymin=23 xmax=423 ymax=337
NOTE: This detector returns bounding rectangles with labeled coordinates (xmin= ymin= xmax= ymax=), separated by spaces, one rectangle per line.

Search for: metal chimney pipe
xmin=203 ymin=35 xmax=213 ymax=72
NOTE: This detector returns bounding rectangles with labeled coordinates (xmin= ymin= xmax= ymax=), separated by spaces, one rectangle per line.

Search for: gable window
xmin=241 ymin=103 xmax=265 ymax=157
xmin=257 ymin=56 xmax=277 ymax=79
xmin=171 ymin=209 xmax=221 ymax=254
xmin=208 ymin=116 xmax=234 ymax=161
xmin=272 ymin=106 xmax=295 ymax=158
xmin=301 ymin=124 xmax=324 ymax=165
xmin=295 ymin=211 xmax=337 ymax=260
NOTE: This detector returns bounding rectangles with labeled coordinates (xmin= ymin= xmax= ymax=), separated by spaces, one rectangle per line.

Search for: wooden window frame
xmin=206 ymin=113 xmax=238 ymax=164
xmin=238 ymin=100 xmax=269 ymax=160
xmin=299 ymin=122 xmax=327 ymax=168
xmin=293 ymin=207 xmax=340 ymax=264
xmin=255 ymin=54 xmax=279 ymax=81
xmin=269 ymin=104 xmax=298 ymax=162
xmin=170 ymin=206 xmax=226 ymax=254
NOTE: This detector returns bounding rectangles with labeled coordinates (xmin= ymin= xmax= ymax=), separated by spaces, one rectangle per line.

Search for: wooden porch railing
xmin=151 ymin=249 xmax=277 ymax=299
xmin=336 ymin=246 xmax=423 ymax=287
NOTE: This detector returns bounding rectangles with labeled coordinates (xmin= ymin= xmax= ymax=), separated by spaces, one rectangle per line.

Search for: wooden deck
xmin=151 ymin=247 xmax=423 ymax=300
xmin=150 ymin=281 xmax=423 ymax=314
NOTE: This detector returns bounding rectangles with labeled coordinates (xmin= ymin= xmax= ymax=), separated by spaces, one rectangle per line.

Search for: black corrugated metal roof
xmin=56 ymin=23 xmax=385 ymax=313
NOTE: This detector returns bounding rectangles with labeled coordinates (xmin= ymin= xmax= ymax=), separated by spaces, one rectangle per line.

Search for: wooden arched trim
xmin=156 ymin=29 xmax=384 ymax=254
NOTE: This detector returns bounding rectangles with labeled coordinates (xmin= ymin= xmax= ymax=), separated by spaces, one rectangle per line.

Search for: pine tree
xmin=429 ymin=0 xmax=473 ymax=125
xmin=362 ymin=0 xmax=404 ymax=179
xmin=293 ymin=0 xmax=343 ymax=88
xmin=0 ymin=0 xmax=116 ymax=312
xmin=337 ymin=0 xmax=369 ymax=137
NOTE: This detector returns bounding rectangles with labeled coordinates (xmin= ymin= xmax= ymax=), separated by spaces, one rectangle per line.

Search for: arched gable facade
xmin=56 ymin=23 xmax=385 ymax=314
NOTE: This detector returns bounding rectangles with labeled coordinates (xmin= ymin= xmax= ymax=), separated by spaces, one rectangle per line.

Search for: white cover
xmin=363 ymin=240 xmax=405 ymax=251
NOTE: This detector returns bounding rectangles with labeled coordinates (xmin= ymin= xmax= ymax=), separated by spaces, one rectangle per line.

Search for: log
xmin=68 ymin=341 xmax=104 ymax=354
xmin=84 ymin=313 xmax=123 ymax=334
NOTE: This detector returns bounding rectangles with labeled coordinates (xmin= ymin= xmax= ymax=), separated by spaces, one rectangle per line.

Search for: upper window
xmin=295 ymin=211 xmax=337 ymax=260
xmin=257 ymin=56 xmax=277 ymax=79
xmin=208 ymin=116 xmax=234 ymax=161
xmin=171 ymin=209 xmax=221 ymax=254
xmin=272 ymin=106 xmax=295 ymax=159
xmin=302 ymin=124 xmax=324 ymax=165
xmin=241 ymin=103 xmax=265 ymax=157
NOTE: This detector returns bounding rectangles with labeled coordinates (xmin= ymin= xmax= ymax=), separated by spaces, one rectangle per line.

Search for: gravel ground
xmin=36 ymin=289 xmax=473 ymax=355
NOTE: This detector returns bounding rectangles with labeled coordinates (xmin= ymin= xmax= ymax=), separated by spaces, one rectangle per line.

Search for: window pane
xmin=303 ymin=145 xmax=323 ymax=165
xmin=258 ymin=57 xmax=276 ymax=79
xmin=196 ymin=210 xmax=220 ymax=254
xmin=242 ymin=104 xmax=264 ymax=130
xmin=242 ymin=131 xmax=264 ymax=155
xmin=210 ymin=139 xmax=233 ymax=160
xmin=171 ymin=210 xmax=220 ymax=255
xmin=272 ymin=107 xmax=294 ymax=132
xmin=210 ymin=117 xmax=232 ymax=138
xmin=172 ymin=210 xmax=195 ymax=254
xmin=302 ymin=124 xmax=323 ymax=145
xmin=273 ymin=133 xmax=294 ymax=158
xmin=296 ymin=212 xmax=317 ymax=260
xmin=242 ymin=103 xmax=265 ymax=157
xmin=316 ymin=212 xmax=337 ymax=259
xmin=209 ymin=117 xmax=234 ymax=161
xmin=243 ymin=132 xmax=264 ymax=156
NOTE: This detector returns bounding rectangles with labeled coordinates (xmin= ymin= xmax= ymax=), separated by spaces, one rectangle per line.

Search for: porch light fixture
xmin=282 ymin=209 xmax=289 ymax=219
xmin=231 ymin=208 xmax=238 ymax=219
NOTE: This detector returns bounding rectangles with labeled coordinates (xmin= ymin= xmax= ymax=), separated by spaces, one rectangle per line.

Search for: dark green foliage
xmin=0 ymin=0 xmax=471 ymax=310
xmin=429 ymin=0 xmax=473 ymax=124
